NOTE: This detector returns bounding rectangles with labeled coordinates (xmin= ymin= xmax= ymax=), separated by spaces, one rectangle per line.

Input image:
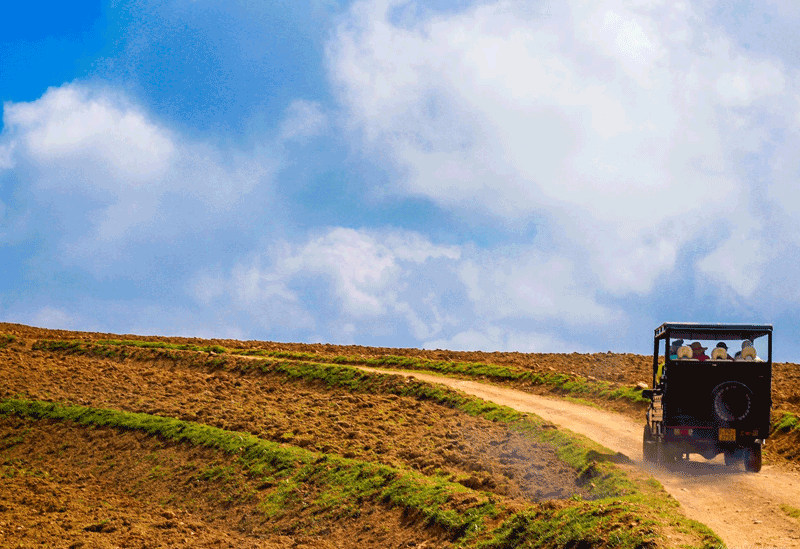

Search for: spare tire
xmin=713 ymin=381 xmax=752 ymax=422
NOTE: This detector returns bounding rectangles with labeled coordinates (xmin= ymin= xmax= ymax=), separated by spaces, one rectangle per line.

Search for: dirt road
xmin=360 ymin=367 xmax=800 ymax=549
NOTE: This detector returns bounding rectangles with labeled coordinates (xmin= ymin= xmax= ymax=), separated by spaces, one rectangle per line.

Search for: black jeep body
xmin=642 ymin=322 xmax=772 ymax=472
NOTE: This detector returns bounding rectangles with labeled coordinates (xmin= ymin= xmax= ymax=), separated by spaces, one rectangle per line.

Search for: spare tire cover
xmin=713 ymin=381 xmax=752 ymax=422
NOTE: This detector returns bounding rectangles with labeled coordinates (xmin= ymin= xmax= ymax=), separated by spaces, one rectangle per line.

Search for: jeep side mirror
xmin=641 ymin=389 xmax=653 ymax=400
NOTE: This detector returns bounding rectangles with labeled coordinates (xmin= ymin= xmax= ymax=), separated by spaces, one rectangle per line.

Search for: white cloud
xmin=0 ymin=82 xmax=289 ymax=270
xmin=423 ymin=325 xmax=592 ymax=353
xmin=715 ymin=58 xmax=786 ymax=107
xmin=0 ymin=141 xmax=14 ymax=170
xmin=189 ymin=227 xmax=462 ymax=339
xmin=187 ymin=227 xmax=617 ymax=346
xmin=280 ymin=228 xmax=410 ymax=316
xmin=696 ymin=213 xmax=767 ymax=299
xmin=327 ymin=0 xmax=799 ymax=298
xmin=457 ymin=250 xmax=619 ymax=325
xmin=3 ymin=85 xmax=175 ymax=189
xmin=279 ymin=99 xmax=328 ymax=141
xmin=30 ymin=307 xmax=80 ymax=331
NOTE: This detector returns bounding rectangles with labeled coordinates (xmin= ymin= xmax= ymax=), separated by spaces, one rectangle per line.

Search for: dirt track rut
xmin=360 ymin=367 xmax=800 ymax=549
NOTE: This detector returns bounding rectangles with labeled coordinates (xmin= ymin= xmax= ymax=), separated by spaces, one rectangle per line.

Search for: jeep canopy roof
xmin=654 ymin=322 xmax=772 ymax=342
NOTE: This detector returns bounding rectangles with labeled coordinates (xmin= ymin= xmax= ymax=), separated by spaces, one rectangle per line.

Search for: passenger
xmin=669 ymin=339 xmax=684 ymax=360
xmin=689 ymin=342 xmax=710 ymax=362
xmin=734 ymin=340 xmax=757 ymax=361
xmin=711 ymin=342 xmax=732 ymax=360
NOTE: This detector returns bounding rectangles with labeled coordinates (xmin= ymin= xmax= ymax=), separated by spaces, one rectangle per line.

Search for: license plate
xmin=718 ymin=428 xmax=736 ymax=442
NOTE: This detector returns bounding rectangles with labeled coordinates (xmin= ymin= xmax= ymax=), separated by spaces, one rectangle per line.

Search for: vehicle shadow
xmin=594 ymin=450 xmax=752 ymax=478
xmin=644 ymin=457 xmax=749 ymax=478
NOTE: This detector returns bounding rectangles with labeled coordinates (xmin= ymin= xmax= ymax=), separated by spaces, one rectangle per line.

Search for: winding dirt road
xmin=360 ymin=368 xmax=800 ymax=549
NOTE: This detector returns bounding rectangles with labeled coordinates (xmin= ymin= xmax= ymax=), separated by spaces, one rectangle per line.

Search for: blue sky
xmin=3 ymin=0 xmax=800 ymax=360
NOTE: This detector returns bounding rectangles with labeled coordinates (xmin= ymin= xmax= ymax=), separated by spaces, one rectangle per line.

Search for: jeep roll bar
xmin=651 ymin=322 xmax=773 ymax=390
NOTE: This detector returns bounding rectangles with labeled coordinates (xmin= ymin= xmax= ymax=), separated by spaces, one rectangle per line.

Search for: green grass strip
xmin=32 ymin=339 xmax=226 ymax=355
xmin=249 ymin=358 xmax=636 ymax=500
xmin=37 ymin=338 xmax=800 ymax=444
xmin=0 ymin=398 xmax=493 ymax=538
xmin=236 ymin=349 xmax=651 ymax=405
xmin=11 ymin=343 xmax=726 ymax=548
xmin=1 ymin=399 xmax=672 ymax=548
xmin=33 ymin=339 xmax=649 ymax=408
xmin=772 ymin=411 xmax=800 ymax=434
xmin=57 ymin=338 xmax=800 ymax=440
xmin=98 ymin=339 xmax=228 ymax=354
xmin=781 ymin=504 xmax=800 ymax=520
xmin=24 ymin=340 xmax=666 ymax=499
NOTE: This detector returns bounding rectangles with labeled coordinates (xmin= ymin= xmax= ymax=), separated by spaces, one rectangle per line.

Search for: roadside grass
xmin=477 ymin=490 xmax=719 ymax=549
xmin=18 ymin=341 xmax=725 ymax=547
xmin=781 ymin=504 xmax=800 ymax=520
xmin=32 ymin=339 xmax=649 ymax=408
xmin=61 ymin=338 xmax=799 ymax=447
xmin=254 ymin=357 xmax=634 ymax=500
xmin=0 ymin=398 xmax=721 ymax=548
xmin=236 ymin=349 xmax=651 ymax=405
xmin=772 ymin=411 xmax=800 ymax=434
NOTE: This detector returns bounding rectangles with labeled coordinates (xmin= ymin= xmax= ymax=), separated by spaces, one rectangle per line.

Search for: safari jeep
xmin=642 ymin=322 xmax=773 ymax=472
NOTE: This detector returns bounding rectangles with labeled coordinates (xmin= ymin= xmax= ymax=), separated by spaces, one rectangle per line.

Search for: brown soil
xmin=2 ymin=322 xmax=798 ymax=548
xmin=5 ymin=322 xmax=797 ymax=421
xmin=232 ymin=339 xmax=800 ymax=466
xmin=1 ymin=324 xmax=592 ymax=548
xmin=370 ymin=369 xmax=800 ymax=549
xmin=0 ymin=416 xmax=454 ymax=549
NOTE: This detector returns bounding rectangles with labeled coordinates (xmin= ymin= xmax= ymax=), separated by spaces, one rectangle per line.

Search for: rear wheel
xmin=744 ymin=444 xmax=762 ymax=473
xmin=643 ymin=425 xmax=657 ymax=463
xmin=662 ymin=443 xmax=679 ymax=463
xmin=655 ymin=436 xmax=673 ymax=464
xmin=723 ymin=450 xmax=738 ymax=467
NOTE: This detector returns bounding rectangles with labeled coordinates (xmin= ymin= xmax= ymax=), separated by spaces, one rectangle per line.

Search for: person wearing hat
xmin=655 ymin=338 xmax=686 ymax=385
xmin=669 ymin=339 xmax=684 ymax=360
xmin=689 ymin=341 xmax=710 ymax=362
